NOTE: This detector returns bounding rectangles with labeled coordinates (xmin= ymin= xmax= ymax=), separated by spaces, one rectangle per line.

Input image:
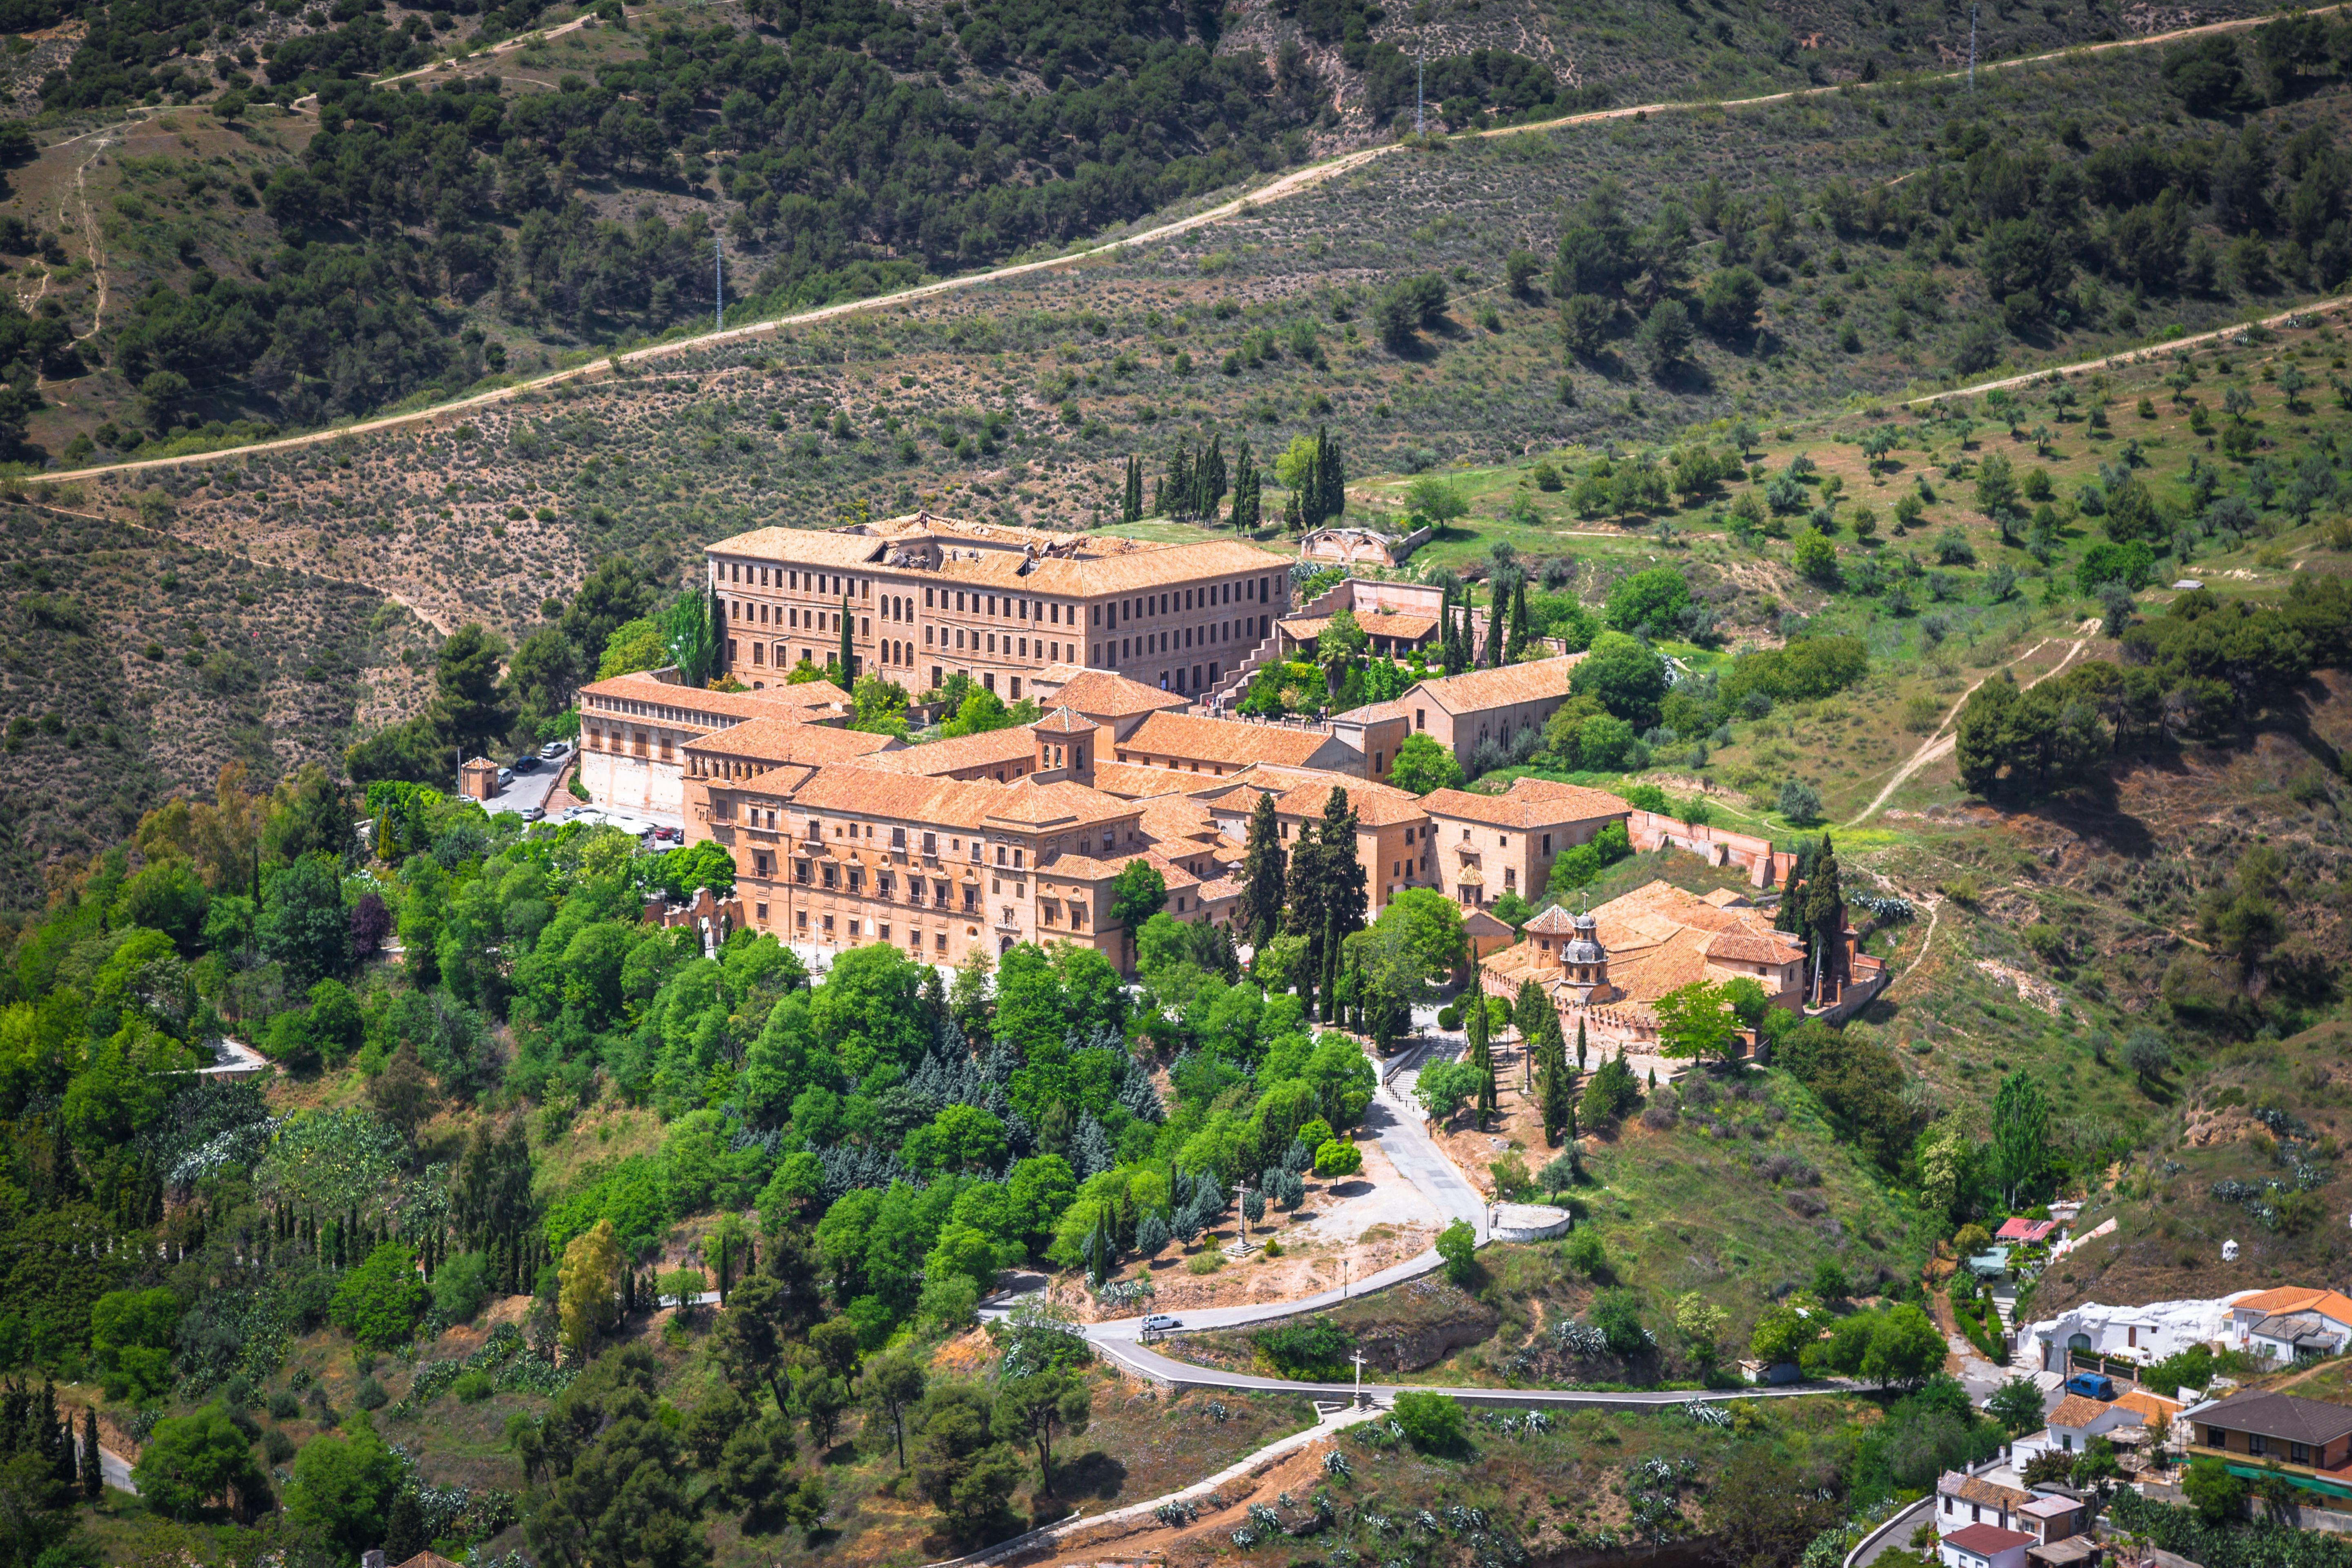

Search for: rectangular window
xmin=2250 ymin=1435 xmax=2267 ymax=1456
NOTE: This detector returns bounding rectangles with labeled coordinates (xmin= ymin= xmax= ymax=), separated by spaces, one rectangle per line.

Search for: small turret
xmin=1031 ymin=706 xmax=1096 ymax=786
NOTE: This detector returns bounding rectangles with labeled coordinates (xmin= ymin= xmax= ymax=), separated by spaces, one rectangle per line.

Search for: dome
xmin=1564 ymin=908 xmax=1606 ymax=966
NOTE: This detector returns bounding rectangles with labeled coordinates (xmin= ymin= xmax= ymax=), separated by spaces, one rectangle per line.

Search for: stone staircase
xmin=1203 ymin=575 xmax=1354 ymax=709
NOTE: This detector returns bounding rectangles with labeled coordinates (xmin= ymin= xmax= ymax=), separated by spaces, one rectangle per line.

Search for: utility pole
xmin=1968 ymin=4 xmax=1978 ymax=90
xmin=1351 ymin=1349 xmax=1368 ymax=1408
xmin=715 ymin=234 xmax=724 ymax=332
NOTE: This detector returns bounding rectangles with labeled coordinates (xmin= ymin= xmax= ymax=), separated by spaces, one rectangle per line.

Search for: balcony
xmin=996 ymin=908 xmax=1022 ymax=930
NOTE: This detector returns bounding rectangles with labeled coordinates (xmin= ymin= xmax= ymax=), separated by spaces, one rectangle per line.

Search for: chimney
xmin=364 ymin=1552 xmax=388 ymax=1568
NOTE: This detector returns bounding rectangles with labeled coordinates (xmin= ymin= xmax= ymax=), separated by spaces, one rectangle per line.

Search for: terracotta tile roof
xmin=1087 ymin=761 xmax=1205 ymax=800
xmin=711 ymin=517 xmax=1287 ymax=595
xmin=1996 ymin=1218 xmax=2060 ymax=1243
xmin=579 ymin=671 xmax=846 ymax=723
xmin=1273 ymin=773 xmax=1425 ymax=829
xmin=2231 ymin=1287 xmax=2352 ymax=1325
xmin=1699 ymin=886 xmax=1756 ymax=908
xmin=1033 ymin=706 xmax=1097 ymax=735
xmin=1943 ymin=1524 xmax=2037 ymax=1557
xmin=2048 ymin=1395 xmax=2115 ymax=1430
xmin=1704 ymin=929 xmax=1804 ymax=965
xmin=982 ymin=780 xmax=1139 ymax=830
xmin=1479 ymin=878 xmax=1799 ymax=1009
xmin=2114 ymin=1390 xmax=2182 ymax=1423
xmin=1137 ymin=793 xmax=1229 ymax=848
xmin=1116 ymin=712 xmax=1343 ymax=771
xmin=684 ymin=717 xmax=900 ymax=765
xmin=1407 ymin=655 xmax=1587 ymax=716
xmin=1940 ymin=1472 xmax=2034 ymax=1512
xmin=1422 ymin=778 xmax=1632 ymax=829
xmin=1048 ymin=669 xmax=1193 ymax=718
xmin=1357 ymin=610 xmax=1442 ymax=641
xmin=860 ymin=728 xmax=1036 ymax=775
xmin=2194 ymin=1388 xmax=2352 ymax=1445
xmin=1523 ymin=906 xmax=1579 ymax=935
xmin=1196 ymin=873 xmax=1242 ymax=903
xmin=1335 ymin=699 xmax=1410 ymax=725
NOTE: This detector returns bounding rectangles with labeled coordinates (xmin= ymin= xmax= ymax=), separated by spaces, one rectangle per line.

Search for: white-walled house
xmin=1941 ymin=1523 xmax=2036 ymax=1568
xmin=2227 ymin=1288 xmax=2352 ymax=1362
xmin=2024 ymin=1294 xmax=2253 ymax=1373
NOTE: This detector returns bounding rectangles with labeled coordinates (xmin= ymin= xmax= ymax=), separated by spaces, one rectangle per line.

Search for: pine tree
xmin=1466 ymin=992 xmax=1497 ymax=1129
xmin=1241 ymin=791 xmax=1286 ymax=947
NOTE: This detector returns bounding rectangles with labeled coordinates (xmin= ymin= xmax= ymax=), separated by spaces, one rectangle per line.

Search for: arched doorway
xmin=998 ymin=936 xmax=1015 ymax=956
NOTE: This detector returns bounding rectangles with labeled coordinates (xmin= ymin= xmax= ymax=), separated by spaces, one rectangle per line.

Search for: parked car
xmin=1140 ymin=1314 xmax=1183 ymax=1332
xmin=496 ymin=767 xmax=514 ymax=788
xmin=519 ymin=806 xmax=545 ymax=823
xmin=539 ymin=740 xmax=568 ymax=760
xmin=655 ymin=826 xmax=682 ymax=843
xmin=512 ymin=754 xmax=539 ymax=773
xmin=2064 ymin=1373 xmax=2116 ymax=1401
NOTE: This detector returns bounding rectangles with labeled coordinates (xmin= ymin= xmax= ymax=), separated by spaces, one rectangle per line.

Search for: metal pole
xmin=715 ymin=234 xmax=724 ymax=332
xmin=1351 ymin=1349 xmax=1366 ymax=1407
xmin=1415 ymin=38 xmax=1424 ymax=136
xmin=1968 ymin=4 xmax=1978 ymax=89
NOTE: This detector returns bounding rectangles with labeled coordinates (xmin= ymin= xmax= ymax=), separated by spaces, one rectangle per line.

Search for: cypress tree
xmin=1804 ymin=835 xmax=1846 ymax=995
xmin=1202 ymin=434 xmax=1226 ymax=518
xmin=837 ymin=595 xmax=853 ymax=679
xmin=1229 ymin=442 xmax=1260 ymax=532
xmin=1577 ymin=1018 xmax=1589 ymax=1073
xmin=1467 ymin=992 xmax=1497 ymax=1128
xmin=1321 ymin=917 xmax=1343 ymax=1023
xmin=1537 ymin=1008 xmax=1574 ymax=1147
xmin=1123 ymin=455 xmax=1143 ymax=523
xmin=1282 ymin=485 xmax=1304 ymax=533
xmin=1241 ymin=791 xmax=1286 ymax=947
xmin=1169 ymin=439 xmax=1194 ymax=518
xmin=1482 ymin=590 xmax=1505 ymax=666
xmin=1510 ymin=577 xmax=1532 ymax=656
xmin=82 ymin=1405 xmax=100 ymax=1500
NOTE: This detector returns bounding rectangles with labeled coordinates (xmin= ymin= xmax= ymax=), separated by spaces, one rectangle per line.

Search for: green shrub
xmin=1254 ymin=1318 xmax=1353 ymax=1379
xmin=1390 ymin=1390 xmax=1466 ymax=1453
xmin=454 ymin=1371 xmax=494 ymax=1404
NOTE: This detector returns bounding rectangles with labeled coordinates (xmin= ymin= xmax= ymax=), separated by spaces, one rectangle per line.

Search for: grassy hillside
xmin=0 ymin=0 xmax=2300 ymax=459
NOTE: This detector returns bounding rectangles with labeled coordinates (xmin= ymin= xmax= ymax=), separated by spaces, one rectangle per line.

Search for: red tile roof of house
xmin=1943 ymin=1524 xmax=2037 ymax=1556
xmin=1996 ymin=1218 xmax=2059 ymax=1243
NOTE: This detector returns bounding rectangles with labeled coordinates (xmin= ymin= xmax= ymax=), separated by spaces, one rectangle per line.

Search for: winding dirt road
xmin=36 ymin=5 xmax=2350 ymax=483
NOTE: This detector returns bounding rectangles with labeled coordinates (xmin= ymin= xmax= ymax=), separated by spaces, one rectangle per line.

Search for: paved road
xmin=1081 ymin=1043 xmax=1489 ymax=1344
xmin=195 ymin=1036 xmax=267 ymax=1076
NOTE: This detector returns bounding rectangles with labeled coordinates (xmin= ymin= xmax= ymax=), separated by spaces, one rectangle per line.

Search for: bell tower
xmin=1031 ymin=707 xmax=1097 ymax=786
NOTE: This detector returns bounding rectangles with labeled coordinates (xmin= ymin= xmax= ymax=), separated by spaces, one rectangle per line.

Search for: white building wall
xmin=2024 ymin=1295 xmax=2252 ymax=1372
xmin=581 ymin=749 xmax=684 ymax=816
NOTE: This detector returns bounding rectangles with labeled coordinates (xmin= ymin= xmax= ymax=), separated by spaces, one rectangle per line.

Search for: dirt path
xmin=40 ymin=7 xmax=2350 ymax=483
xmin=1883 ymin=895 xmax=1944 ymax=998
xmin=1842 ymin=627 xmax=2093 ymax=828
xmin=1909 ymin=295 xmax=2352 ymax=406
